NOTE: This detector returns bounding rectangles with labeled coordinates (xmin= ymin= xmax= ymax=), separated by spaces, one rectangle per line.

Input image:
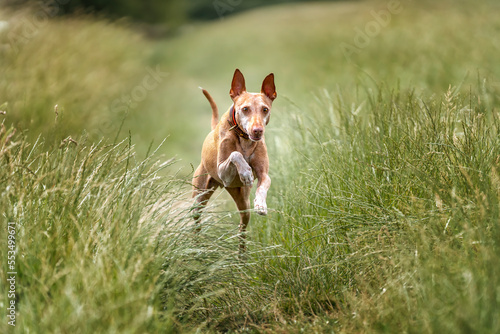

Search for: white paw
xmin=240 ymin=168 xmax=254 ymax=186
xmin=254 ymin=197 xmax=268 ymax=216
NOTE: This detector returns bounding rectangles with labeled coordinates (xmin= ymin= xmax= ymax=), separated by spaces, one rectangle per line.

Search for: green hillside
xmin=1 ymin=0 xmax=499 ymax=332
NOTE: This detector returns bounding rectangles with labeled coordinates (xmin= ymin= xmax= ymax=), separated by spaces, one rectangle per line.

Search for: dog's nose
xmin=252 ymin=127 xmax=264 ymax=138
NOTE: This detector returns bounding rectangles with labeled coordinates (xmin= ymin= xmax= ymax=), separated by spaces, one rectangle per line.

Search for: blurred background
xmin=2 ymin=1 xmax=500 ymax=332
xmin=1 ymin=0 xmax=499 ymax=168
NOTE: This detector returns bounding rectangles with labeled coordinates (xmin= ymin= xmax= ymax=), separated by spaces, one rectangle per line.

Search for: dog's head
xmin=229 ymin=69 xmax=277 ymax=142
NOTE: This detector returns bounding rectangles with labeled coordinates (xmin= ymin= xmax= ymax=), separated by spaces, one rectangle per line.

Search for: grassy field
xmin=1 ymin=0 xmax=500 ymax=332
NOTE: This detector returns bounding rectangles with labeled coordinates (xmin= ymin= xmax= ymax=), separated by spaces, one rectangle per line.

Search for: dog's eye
xmin=242 ymin=107 xmax=249 ymax=112
xmin=263 ymin=107 xmax=269 ymax=113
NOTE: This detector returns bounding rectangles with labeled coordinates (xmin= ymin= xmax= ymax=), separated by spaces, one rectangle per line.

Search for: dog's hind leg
xmin=192 ymin=164 xmax=220 ymax=231
xmin=225 ymin=186 xmax=251 ymax=253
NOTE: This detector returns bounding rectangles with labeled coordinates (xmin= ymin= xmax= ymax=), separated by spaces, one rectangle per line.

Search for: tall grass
xmin=171 ymin=83 xmax=499 ymax=332
xmin=0 ymin=124 xmax=286 ymax=333
xmin=1 ymin=0 xmax=500 ymax=332
xmin=0 ymin=127 xmax=177 ymax=332
xmin=2 ymin=83 xmax=498 ymax=333
xmin=269 ymin=83 xmax=500 ymax=333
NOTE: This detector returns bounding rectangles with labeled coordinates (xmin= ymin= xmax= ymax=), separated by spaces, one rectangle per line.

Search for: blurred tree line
xmin=3 ymin=0 xmax=330 ymax=24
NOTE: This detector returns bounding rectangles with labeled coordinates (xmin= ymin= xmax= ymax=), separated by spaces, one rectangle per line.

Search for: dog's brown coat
xmin=192 ymin=69 xmax=277 ymax=252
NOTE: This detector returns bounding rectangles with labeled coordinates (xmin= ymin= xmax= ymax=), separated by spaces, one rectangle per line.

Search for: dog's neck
xmin=227 ymin=105 xmax=250 ymax=140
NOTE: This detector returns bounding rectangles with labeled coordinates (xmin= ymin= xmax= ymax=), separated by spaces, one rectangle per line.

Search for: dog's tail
xmin=199 ymin=87 xmax=219 ymax=130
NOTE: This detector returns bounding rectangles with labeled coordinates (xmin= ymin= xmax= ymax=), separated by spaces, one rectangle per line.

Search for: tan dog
xmin=192 ymin=69 xmax=277 ymax=252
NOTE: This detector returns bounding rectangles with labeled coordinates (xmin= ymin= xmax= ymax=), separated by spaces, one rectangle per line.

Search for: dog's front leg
xmin=254 ymin=174 xmax=271 ymax=216
xmin=218 ymin=151 xmax=254 ymax=187
xmin=252 ymin=158 xmax=271 ymax=216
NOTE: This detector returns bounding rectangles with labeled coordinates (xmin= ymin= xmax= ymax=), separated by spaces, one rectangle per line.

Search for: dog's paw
xmin=254 ymin=197 xmax=268 ymax=216
xmin=239 ymin=168 xmax=254 ymax=186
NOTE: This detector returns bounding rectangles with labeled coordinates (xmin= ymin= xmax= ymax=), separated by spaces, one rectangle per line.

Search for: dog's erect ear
xmin=230 ymin=69 xmax=246 ymax=100
xmin=261 ymin=73 xmax=277 ymax=101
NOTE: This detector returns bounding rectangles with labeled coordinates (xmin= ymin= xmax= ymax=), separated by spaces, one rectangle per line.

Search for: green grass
xmin=261 ymin=84 xmax=500 ymax=333
xmin=1 ymin=0 xmax=500 ymax=333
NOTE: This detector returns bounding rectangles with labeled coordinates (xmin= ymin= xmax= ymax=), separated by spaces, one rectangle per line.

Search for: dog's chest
xmin=237 ymin=142 xmax=259 ymax=163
